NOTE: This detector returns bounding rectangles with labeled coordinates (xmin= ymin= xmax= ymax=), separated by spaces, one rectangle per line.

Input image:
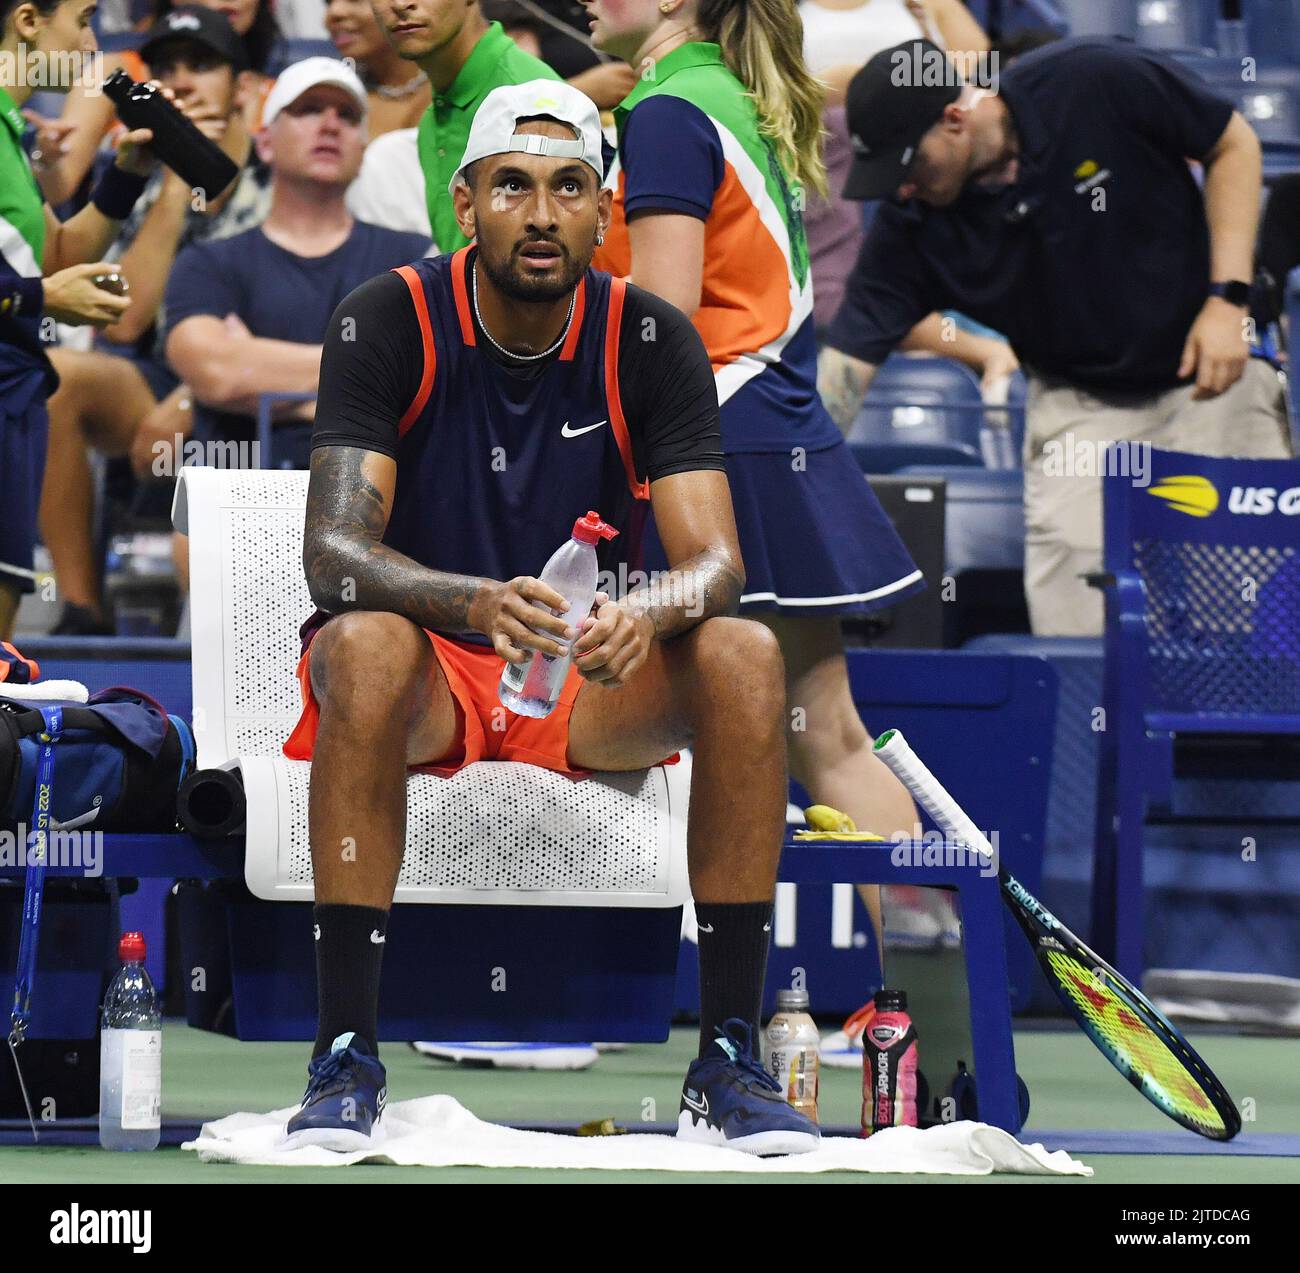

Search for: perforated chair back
xmin=1103 ymin=447 xmax=1300 ymax=721
xmin=173 ymin=467 xmax=312 ymax=763
xmin=171 ymin=466 xmax=689 ymax=907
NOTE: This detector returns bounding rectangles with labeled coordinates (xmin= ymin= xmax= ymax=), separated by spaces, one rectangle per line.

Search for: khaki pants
xmin=1022 ymin=359 xmax=1293 ymax=636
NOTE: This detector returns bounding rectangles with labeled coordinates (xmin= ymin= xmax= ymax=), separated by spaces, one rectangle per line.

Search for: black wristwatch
xmin=1208 ymin=280 xmax=1252 ymax=308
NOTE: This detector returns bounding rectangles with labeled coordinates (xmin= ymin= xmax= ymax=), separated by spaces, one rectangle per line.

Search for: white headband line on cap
xmin=501 ymin=135 xmax=585 ymax=160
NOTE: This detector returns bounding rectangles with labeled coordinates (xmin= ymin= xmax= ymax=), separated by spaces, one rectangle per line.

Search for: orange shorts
xmin=284 ymin=626 xmax=657 ymax=779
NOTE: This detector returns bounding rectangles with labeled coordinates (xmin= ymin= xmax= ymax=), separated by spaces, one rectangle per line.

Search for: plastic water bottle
xmin=499 ymin=510 xmax=618 ymax=719
xmin=99 ymin=931 xmax=162 ymax=1151
xmin=861 ymin=988 xmax=919 ymax=1136
xmin=764 ymin=989 xmax=821 ymax=1122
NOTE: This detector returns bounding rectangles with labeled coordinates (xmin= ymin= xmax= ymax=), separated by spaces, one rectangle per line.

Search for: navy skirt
xmin=0 ymin=368 xmax=49 ymax=595
xmin=644 ymin=440 xmax=925 ymax=617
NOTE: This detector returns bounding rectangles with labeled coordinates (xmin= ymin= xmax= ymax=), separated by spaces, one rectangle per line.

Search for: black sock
xmin=312 ymin=903 xmax=388 ymax=1059
xmin=695 ymin=900 xmax=773 ymax=1058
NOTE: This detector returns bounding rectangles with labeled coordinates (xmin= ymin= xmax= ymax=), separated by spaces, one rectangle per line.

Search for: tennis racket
xmin=873 ymin=728 xmax=1241 ymax=1141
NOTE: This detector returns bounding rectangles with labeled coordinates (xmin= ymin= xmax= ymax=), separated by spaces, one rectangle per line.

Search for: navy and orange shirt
xmin=309 ymin=246 xmax=725 ymax=642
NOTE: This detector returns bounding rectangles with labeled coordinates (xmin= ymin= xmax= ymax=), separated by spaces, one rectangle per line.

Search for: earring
xmin=659 ymin=0 xmax=673 ymax=11
xmin=595 ymin=230 xmax=606 ymax=245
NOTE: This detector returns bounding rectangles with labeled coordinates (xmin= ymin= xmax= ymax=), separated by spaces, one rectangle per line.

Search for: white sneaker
xmin=819 ymin=1001 xmax=877 ymax=1070
xmin=819 ymin=1027 xmax=865 ymax=1070
xmin=883 ymin=898 xmax=944 ymax=948
xmin=409 ymin=1041 xmax=599 ymax=1070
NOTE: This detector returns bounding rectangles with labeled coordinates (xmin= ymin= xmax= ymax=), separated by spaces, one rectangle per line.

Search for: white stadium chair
xmin=171 ymin=465 xmax=690 ymax=910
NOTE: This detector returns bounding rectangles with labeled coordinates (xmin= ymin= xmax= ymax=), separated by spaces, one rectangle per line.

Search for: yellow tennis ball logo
xmin=1073 ymin=159 xmax=1099 ymax=179
xmin=1146 ymin=474 xmax=1220 ymax=518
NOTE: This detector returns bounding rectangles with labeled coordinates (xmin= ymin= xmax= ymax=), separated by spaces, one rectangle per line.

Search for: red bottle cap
xmin=119 ymin=931 xmax=146 ymax=962
xmin=572 ymin=510 xmax=618 ymax=545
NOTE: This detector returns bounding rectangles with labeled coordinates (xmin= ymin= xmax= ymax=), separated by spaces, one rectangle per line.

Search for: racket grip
xmin=872 ymin=729 xmax=995 ymax=860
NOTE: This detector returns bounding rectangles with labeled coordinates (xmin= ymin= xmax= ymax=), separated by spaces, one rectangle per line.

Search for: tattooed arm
xmin=570 ymin=470 xmax=744 ymax=685
xmin=627 ymin=470 xmax=744 ymax=639
xmin=817 ymin=345 xmax=879 ymax=435
xmin=303 ymin=444 xmax=574 ymax=661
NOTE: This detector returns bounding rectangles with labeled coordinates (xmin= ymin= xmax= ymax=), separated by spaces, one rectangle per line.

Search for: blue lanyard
xmin=8 ymin=705 xmax=61 ymax=1046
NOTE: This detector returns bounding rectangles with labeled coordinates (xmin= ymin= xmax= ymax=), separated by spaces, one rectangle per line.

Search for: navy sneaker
xmin=283 ymin=1032 xmax=387 ymax=1151
xmin=677 ymin=1018 xmax=821 ymax=1156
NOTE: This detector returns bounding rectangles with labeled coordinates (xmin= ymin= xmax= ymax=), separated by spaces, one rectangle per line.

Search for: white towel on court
xmin=183 ymin=1095 xmax=1092 ymax=1175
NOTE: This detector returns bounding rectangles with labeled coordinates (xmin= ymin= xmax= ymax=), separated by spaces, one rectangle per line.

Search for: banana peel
xmin=794 ymin=804 xmax=885 ymax=841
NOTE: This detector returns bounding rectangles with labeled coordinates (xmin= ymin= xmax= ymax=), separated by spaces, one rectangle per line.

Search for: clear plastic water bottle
xmin=499 ymin=510 xmax=618 ymax=719
xmin=99 ymin=931 xmax=162 ymax=1151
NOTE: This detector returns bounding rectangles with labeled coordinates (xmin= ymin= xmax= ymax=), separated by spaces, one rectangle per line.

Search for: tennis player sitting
xmin=280 ymin=80 xmax=819 ymax=1157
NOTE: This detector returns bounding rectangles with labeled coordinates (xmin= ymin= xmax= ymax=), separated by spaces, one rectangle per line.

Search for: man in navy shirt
xmin=819 ymin=38 xmax=1291 ymax=635
xmin=165 ymin=57 xmax=430 ymax=480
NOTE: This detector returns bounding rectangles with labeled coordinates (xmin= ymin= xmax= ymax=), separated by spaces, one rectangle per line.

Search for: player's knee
xmin=311 ymin=611 xmax=429 ymax=711
xmin=690 ymin=616 xmax=785 ymax=728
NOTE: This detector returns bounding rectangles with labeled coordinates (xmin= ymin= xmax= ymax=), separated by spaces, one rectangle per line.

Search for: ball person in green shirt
xmin=372 ymin=0 xmax=562 ymax=252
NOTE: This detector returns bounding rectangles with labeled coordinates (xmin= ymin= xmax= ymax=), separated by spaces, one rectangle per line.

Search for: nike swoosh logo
xmin=682 ymin=1090 xmax=709 ymax=1116
xmin=370 ymin=930 xmax=386 ymax=944
xmin=763 ymin=923 xmax=771 ymax=932
xmin=561 ymin=419 xmax=607 ymax=438
xmin=313 ymin=924 xmax=320 ymax=940
xmin=698 ymin=922 xmax=714 ymax=933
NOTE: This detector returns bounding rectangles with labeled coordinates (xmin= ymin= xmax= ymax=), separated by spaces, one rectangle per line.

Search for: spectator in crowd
xmin=588 ymin=0 xmax=925 ymax=944
xmin=38 ymin=6 xmax=271 ymax=634
xmin=1 ymin=0 xmax=158 ymax=640
xmin=33 ymin=0 xmax=280 ymax=205
xmin=326 ymin=0 xmax=431 ymax=136
xmin=349 ymin=2 xmax=637 ymax=244
xmin=362 ymin=0 xmax=559 ymax=253
xmin=801 ymin=0 xmax=989 ymax=330
xmin=482 ymin=0 xmax=636 ymax=108
xmin=163 ymin=57 xmax=430 ymax=533
xmin=819 ymin=37 xmax=1292 ymax=636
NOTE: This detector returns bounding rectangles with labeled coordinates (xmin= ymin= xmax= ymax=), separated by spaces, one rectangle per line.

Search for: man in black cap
xmin=819 ymin=37 xmax=1291 ymax=636
xmin=39 ymin=5 xmax=269 ymax=633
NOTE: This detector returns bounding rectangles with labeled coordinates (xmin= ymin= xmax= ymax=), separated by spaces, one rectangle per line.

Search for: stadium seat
xmin=1135 ymin=0 xmax=1217 ymax=53
xmin=1242 ymin=0 xmax=1300 ymax=65
xmin=848 ymin=355 xmax=986 ymax=473
xmin=899 ymin=466 xmax=1025 ymax=575
xmin=1176 ymin=56 xmax=1300 ymax=144
xmin=896 ymin=466 xmax=1028 ymax=644
xmin=1056 ymin=0 xmax=1138 ymax=40
xmin=1090 ymin=447 xmax=1300 ymax=978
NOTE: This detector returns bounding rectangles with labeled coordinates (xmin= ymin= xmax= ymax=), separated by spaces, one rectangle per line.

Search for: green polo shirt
xmin=1 ymin=85 xmax=51 ymax=377
xmin=416 ymin=21 xmax=561 ymax=253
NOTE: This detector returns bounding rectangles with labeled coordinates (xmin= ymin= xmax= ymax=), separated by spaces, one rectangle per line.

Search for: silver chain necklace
xmin=372 ymin=69 xmax=428 ymax=100
xmin=471 ymin=263 xmax=576 ymax=363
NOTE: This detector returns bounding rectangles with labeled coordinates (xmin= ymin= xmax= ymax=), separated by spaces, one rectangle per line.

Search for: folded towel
xmin=184 ymin=1095 xmax=1091 ymax=1176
